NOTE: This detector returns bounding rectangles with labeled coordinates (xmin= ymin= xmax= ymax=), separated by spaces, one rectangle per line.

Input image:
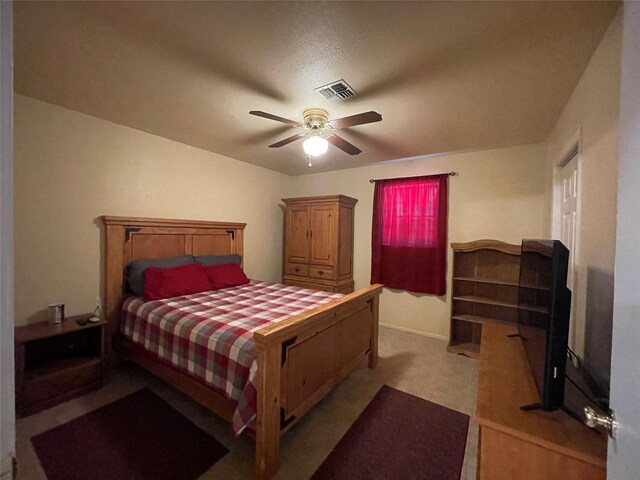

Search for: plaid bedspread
xmin=121 ymin=280 xmax=342 ymax=435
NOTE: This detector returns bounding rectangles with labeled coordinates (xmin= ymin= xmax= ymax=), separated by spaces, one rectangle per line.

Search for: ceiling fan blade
xmin=269 ymin=133 xmax=306 ymax=148
xmin=250 ymin=110 xmax=302 ymax=127
xmin=328 ymin=111 xmax=382 ymax=129
xmin=327 ymin=134 xmax=362 ymax=155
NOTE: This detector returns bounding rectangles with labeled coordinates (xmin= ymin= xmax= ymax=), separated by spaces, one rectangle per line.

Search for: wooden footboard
xmin=254 ymin=284 xmax=382 ymax=480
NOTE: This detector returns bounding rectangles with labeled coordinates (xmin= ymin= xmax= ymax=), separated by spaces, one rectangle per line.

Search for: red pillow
xmin=204 ymin=263 xmax=250 ymax=290
xmin=143 ymin=263 xmax=211 ymax=301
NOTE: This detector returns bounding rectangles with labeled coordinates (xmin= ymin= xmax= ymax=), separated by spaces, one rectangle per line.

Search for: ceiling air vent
xmin=314 ymin=79 xmax=357 ymax=102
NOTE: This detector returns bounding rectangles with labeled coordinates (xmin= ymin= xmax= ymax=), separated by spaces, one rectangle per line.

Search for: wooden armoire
xmin=282 ymin=195 xmax=357 ymax=294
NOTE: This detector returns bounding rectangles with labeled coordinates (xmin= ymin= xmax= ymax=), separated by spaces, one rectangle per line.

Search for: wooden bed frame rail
xmin=101 ymin=216 xmax=382 ymax=480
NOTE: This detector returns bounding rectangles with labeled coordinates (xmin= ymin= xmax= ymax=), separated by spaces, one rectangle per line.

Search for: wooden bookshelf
xmin=454 ymin=276 xmax=519 ymax=287
xmin=448 ymin=240 xmax=521 ymax=358
xmin=451 ymin=314 xmax=513 ymax=328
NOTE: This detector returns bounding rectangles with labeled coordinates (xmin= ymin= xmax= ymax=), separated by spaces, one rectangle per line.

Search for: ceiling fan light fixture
xmin=303 ymin=135 xmax=329 ymax=157
xmin=250 ymin=108 xmax=381 ymax=157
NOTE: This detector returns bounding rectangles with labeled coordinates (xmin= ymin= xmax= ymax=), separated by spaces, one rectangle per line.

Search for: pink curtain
xmin=371 ymin=174 xmax=448 ymax=295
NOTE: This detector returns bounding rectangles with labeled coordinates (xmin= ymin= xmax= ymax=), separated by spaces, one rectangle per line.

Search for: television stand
xmin=520 ymin=402 xmax=542 ymax=411
xmin=519 ymin=402 xmax=586 ymax=425
xmin=476 ymin=323 xmax=606 ymax=480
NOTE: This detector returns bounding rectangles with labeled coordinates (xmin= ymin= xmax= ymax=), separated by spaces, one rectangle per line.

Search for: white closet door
xmin=561 ymin=153 xmax=579 ymax=350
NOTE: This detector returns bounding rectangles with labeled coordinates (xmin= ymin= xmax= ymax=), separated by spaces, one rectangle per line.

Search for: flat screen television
xmin=517 ymin=239 xmax=572 ymax=411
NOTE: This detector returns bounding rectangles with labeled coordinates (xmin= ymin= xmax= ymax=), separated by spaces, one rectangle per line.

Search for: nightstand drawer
xmin=23 ymin=357 xmax=102 ymax=408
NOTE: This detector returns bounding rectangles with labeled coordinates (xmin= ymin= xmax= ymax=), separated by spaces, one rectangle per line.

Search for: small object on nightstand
xmin=88 ymin=316 xmax=101 ymax=323
xmin=47 ymin=303 xmax=65 ymax=324
xmin=76 ymin=317 xmax=89 ymax=326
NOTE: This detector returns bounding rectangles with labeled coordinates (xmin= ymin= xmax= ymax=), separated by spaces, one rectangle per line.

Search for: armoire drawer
xmin=284 ymin=279 xmax=338 ymax=293
xmin=286 ymin=263 xmax=309 ymax=277
xmin=309 ymin=266 xmax=334 ymax=279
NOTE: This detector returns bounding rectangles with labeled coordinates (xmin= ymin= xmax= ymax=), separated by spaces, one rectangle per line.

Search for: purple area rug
xmin=311 ymin=385 xmax=470 ymax=480
xmin=31 ymin=388 xmax=228 ymax=480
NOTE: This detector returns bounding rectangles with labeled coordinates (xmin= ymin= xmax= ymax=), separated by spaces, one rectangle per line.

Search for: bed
xmin=102 ymin=216 xmax=383 ymax=480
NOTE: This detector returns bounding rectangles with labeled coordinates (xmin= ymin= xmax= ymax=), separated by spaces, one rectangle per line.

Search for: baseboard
xmin=0 ymin=456 xmax=15 ymax=480
xmin=379 ymin=322 xmax=448 ymax=342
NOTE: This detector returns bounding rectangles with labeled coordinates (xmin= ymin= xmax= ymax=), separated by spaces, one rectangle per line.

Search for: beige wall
xmin=286 ymin=143 xmax=548 ymax=339
xmin=14 ymin=93 xmax=549 ymax=341
xmin=14 ymin=95 xmax=288 ymax=325
xmin=545 ymin=11 xmax=621 ymax=389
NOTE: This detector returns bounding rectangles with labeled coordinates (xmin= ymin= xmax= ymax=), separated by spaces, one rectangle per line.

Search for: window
xmin=381 ymin=179 xmax=441 ymax=248
xmin=371 ymin=174 xmax=448 ymax=295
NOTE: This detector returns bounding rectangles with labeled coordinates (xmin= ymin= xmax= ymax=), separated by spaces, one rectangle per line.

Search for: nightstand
xmin=15 ymin=314 xmax=107 ymax=416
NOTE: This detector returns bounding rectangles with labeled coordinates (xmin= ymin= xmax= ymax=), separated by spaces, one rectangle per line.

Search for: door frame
xmin=0 ymin=0 xmax=14 ymax=476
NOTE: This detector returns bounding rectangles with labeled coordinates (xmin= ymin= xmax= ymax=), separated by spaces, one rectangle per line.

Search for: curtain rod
xmin=368 ymin=171 xmax=459 ymax=183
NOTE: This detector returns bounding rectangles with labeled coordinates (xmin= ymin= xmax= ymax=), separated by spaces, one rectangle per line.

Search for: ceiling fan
xmin=249 ymin=109 xmax=382 ymax=157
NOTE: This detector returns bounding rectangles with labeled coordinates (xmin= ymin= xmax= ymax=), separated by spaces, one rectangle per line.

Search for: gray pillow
xmin=125 ymin=255 xmax=195 ymax=295
xmin=195 ymin=254 xmax=242 ymax=267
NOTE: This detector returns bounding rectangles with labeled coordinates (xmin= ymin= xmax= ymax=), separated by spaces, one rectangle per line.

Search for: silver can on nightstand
xmin=47 ymin=303 xmax=65 ymax=324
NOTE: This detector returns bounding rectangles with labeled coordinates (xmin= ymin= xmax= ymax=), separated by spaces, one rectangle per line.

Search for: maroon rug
xmin=31 ymin=388 xmax=228 ymax=480
xmin=311 ymin=385 xmax=470 ymax=480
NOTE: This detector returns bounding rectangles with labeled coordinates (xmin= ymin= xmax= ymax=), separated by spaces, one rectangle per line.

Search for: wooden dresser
xmin=282 ymin=195 xmax=356 ymax=293
xmin=476 ymin=323 xmax=606 ymax=480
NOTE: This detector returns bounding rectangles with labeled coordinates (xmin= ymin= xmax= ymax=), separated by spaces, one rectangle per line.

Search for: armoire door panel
xmin=287 ymin=207 xmax=310 ymax=263
xmin=309 ymin=205 xmax=337 ymax=266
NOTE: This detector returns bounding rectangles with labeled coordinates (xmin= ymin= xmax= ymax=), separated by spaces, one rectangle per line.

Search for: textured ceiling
xmin=14 ymin=1 xmax=619 ymax=175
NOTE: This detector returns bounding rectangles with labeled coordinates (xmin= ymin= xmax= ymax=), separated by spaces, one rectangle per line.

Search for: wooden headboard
xmin=101 ymin=216 xmax=246 ymax=350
